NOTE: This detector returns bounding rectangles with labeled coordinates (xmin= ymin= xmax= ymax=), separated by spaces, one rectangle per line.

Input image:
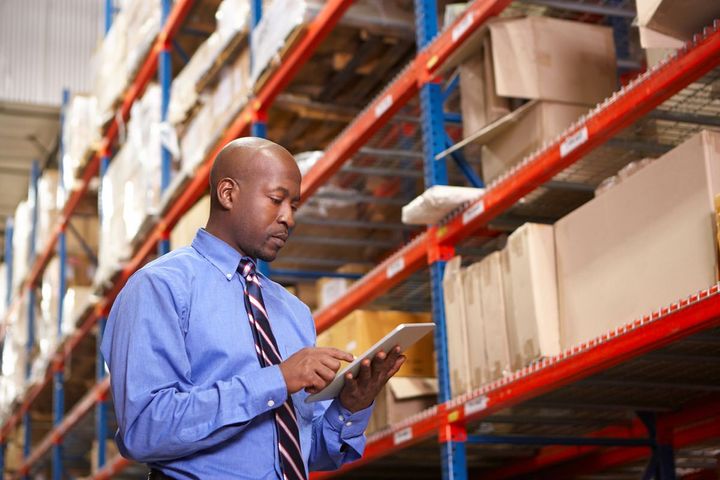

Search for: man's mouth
xmin=270 ymin=233 xmax=288 ymax=247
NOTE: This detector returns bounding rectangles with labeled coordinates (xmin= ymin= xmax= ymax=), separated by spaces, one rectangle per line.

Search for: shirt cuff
xmin=245 ymin=364 xmax=288 ymax=414
xmin=324 ymin=399 xmax=374 ymax=438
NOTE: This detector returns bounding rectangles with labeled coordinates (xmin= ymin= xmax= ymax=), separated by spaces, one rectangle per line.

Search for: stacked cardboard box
xmin=317 ymin=309 xmax=437 ymax=433
xmin=555 ymin=130 xmax=720 ymax=349
xmin=366 ymin=377 xmax=437 ymax=435
xmin=170 ymin=195 xmax=211 ymax=250
xmin=459 ymin=16 xmax=616 ymax=183
xmin=316 ymin=310 xmax=435 ymax=378
xmin=315 ymin=263 xmax=372 ymax=310
xmin=636 ymin=0 xmax=720 ymax=49
xmin=444 ymin=223 xmax=561 ymax=396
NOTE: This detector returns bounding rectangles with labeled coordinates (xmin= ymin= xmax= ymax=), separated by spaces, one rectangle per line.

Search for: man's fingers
xmin=321 ymin=348 xmax=354 ymax=363
xmin=315 ymin=364 xmax=337 ymax=383
xmin=318 ymin=354 xmax=342 ymax=373
xmin=386 ymin=355 xmax=406 ymax=378
xmin=358 ymin=358 xmax=372 ymax=382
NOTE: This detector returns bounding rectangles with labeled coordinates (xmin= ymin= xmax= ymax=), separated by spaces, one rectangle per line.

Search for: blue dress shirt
xmin=101 ymin=228 xmax=372 ymax=479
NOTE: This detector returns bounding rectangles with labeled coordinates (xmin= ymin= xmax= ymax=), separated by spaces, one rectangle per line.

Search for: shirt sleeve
xmin=308 ymin=398 xmax=374 ymax=471
xmin=101 ymin=269 xmax=288 ymax=463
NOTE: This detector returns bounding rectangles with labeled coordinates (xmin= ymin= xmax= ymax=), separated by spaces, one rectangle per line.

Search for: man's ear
xmin=216 ymin=178 xmax=235 ymax=210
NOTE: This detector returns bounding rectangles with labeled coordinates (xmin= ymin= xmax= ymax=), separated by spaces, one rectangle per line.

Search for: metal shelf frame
xmin=0 ymin=0 xmax=719 ymax=478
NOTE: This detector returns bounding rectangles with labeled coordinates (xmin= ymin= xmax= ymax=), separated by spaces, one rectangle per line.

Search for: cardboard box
xmin=489 ymin=17 xmax=616 ymax=105
xmin=459 ymin=35 xmax=510 ymax=138
xmin=478 ymin=251 xmax=512 ymax=381
xmin=503 ymin=224 xmax=560 ymax=370
xmin=171 ymin=195 xmax=210 ymax=250
xmin=463 ymin=262 xmax=487 ymax=390
xmin=367 ymin=377 xmax=437 ymax=435
xmin=637 ymin=0 xmax=720 ymax=47
xmin=443 ymin=257 xmax=472 ymax=396
xmin=477 ymin=100 xmax=590 ymax=183
xmin=555 ymin=130 xmax=720 ymax=349
xmin=460 ymin=16 xmax=615 ymax=137
xmin=328 ymin=310 xmax=436 ymax=378
xmin=316 ymin=277 xmax=352 ymax=310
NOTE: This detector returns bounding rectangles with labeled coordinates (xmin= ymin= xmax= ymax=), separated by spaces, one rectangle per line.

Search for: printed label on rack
xmin=386 ymin=257 xmax=406 ymax=279
xmin=560 ymin=126 xmax=588 ymax=157
xmin=464 ymin=395 xmax=488 ymax=416
xmin=393 ymin=427 xmax=413 ymax=445
xmin=462 ymin=200 xmax=485 ymax=225
xmin=451 ymin=11 xmax=474 ymax=43
xmin=374 ymin=95 xmax=393 ymax=118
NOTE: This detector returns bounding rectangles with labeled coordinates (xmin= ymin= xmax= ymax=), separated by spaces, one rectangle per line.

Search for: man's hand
xmin=280 ymin=347 xmax=354 ymax=395
xmin=339 ymin=346 xmax=405 ymax=413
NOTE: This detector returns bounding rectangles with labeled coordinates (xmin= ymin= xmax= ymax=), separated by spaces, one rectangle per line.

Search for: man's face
xmin=230 ymin=149 xmax=301 ymax=262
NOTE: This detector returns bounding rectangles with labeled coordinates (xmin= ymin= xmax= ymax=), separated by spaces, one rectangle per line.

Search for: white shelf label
xmin=462 ymin=200 xmax=485 ymax=225
xmin=452 ymin=11 xmax=474 ymax=43
xmin=560 ymin=126 xmax=588 ymax=158
xmin=464 ymin=395 xmax=488 ymax=416
xmin=386 ymin=257 xmax=406 ymax=279
xmin=374 ymin=94 xmax=393 ymax=118
xmin=393 ymin=427 xmax=413 ymax=445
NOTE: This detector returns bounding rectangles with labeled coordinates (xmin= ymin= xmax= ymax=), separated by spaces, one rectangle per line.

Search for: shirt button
xmin=226 ymin=273 xmax=233 ymax=279
xmin=345 ymin=421 xmax=353 ymax=427
xmin=267 ymin=399 xmax=275 ymax=407
xmin=338 ymin=415 xmax=344 ymax=422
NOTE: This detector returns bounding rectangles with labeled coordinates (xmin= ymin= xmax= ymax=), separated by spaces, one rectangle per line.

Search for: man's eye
xmin=291 ymin=204 xmax=298 ymax=212
xmin=269 ymin=197 xmax=282 ymax=205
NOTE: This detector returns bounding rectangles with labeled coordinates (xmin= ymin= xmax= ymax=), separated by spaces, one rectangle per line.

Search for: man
xmin=101 ymin=138 xmax=405 ymax=479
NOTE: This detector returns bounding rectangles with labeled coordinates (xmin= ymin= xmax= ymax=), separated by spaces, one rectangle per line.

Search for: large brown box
xmin=476 ymin=100 xmax=590 ymax=184
xmin=503 ymin=223 xmax=560 ymax=370
xmin=324 ymin=310 xmax=436 ymax=378
xmin=478 ymin=251 xmax=512 ymax=382
xmin=443 ymin=257 xmax=472 ymax=396
xmin=463 ymin=262 xmax=487 ymax=390
xmin=460 ymin=16 xmax=616 ymax=137
xmin=555 ymin=130 xmax=720 ymax=349
xmin=637 ymin=0 xmax=720 ymax=47
xmin=367 ymin=377 xmax=437 ymax=435
xmin=170 ymin=195 xmax=210 ymax=250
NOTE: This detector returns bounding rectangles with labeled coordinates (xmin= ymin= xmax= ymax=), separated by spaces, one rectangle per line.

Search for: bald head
xmin=205 ymin=137 xmax=301 ymax=261
xmin=209 ymin=137 xmax=299 ymax=206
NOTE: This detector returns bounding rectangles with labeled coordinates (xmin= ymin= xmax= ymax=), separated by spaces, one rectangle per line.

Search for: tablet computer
xmin=305 ymin=323 xmax=435 ymax=403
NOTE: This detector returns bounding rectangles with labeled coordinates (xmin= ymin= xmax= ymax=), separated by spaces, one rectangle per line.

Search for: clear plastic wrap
xmin=11 ymin=201 xmax=31 ymax=293
xmin=168 ymin=0 xmax=250 ymax=125
xmin=62 ymin=95 xmax=101 ymax=195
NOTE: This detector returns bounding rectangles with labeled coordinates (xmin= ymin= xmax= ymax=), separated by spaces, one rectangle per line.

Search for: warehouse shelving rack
xmin=0 ymin=0 xmax=719 ymax=478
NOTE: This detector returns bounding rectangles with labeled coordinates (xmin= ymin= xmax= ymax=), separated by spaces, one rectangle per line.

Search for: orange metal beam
xmin=311 ymin=284 xmax=720 ymax=478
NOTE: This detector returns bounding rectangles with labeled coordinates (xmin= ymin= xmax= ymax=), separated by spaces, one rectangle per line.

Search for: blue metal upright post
xmin=158 ymin=0 xmax=173 ymax=256
xmin=249 ymin=0 xmax=271 ymax=278
xmin=96 ymin=153 xmax=111 ymax=470
xmin=415 ymin=0 xmax=467 ymax=478
xmin=51 ymin=89 xmax=70 ymax=480
xmin=104 ymin=0 xmax=114 ymax=35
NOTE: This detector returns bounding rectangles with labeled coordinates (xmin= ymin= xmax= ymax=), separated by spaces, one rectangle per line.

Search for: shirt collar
xmin=191 ymin=228 xmax=248 ymax=281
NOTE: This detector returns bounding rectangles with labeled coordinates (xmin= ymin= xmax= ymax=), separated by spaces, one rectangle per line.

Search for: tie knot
xmin=238 ymin=258 xmax=256 ymax=278
xmin=238 ymin=258 xmax=262 ymax=286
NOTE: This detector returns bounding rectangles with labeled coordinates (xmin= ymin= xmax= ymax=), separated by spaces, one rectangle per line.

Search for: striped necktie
xmin=238 ymin=258 xmax=307 ymax=480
